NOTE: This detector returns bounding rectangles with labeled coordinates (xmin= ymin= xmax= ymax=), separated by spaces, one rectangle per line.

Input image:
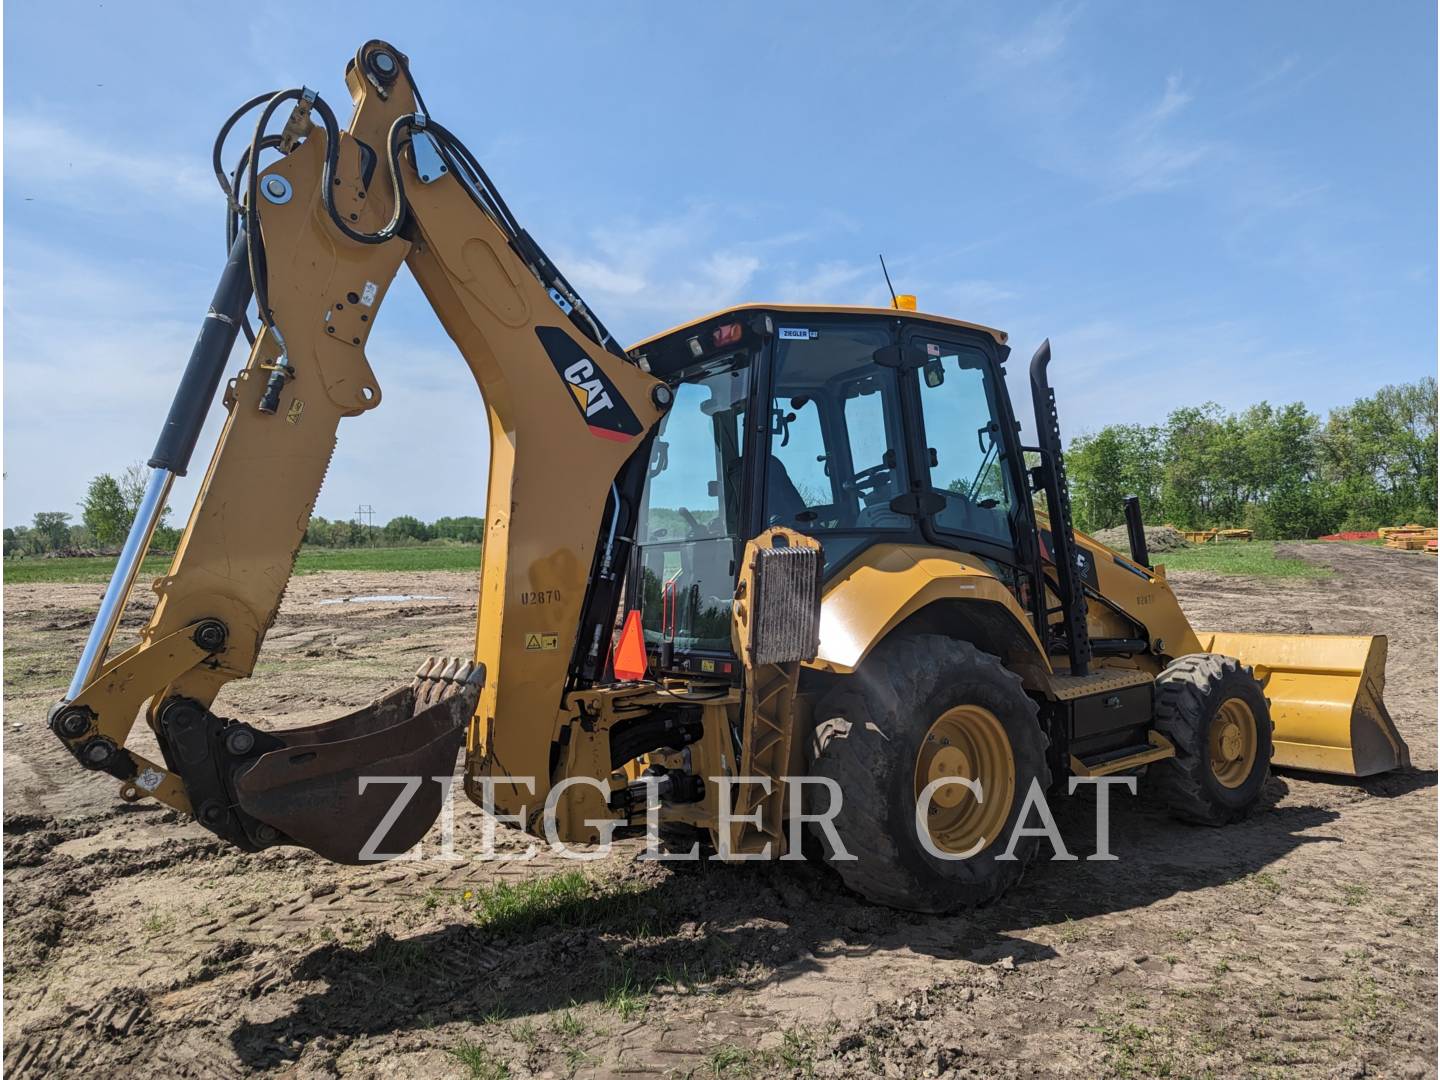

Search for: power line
xmin=353 ymin=503 xmax=375 ymax=544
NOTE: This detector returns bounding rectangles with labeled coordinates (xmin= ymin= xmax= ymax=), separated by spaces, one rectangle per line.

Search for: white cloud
xmin=995 ymin=2 xmax=1082 ymax=67
xmin=773 ymin=261 xmax=878 ymax=305
xmin=5 ymin=113 xmax=215 ymax=210
xmin=1246 ymin=53 xmax=1300 ymax=95
xmin=0 ymin=239 xmax=488 ymax=529
xmin=966 ymin=16 xmax=1213 ymax=202
xmin=1144 ymin=74 xmax=1194 ymax=126
xmin=555 ymin=207 xmax=765 ymax=336
xmin=3 ymin=246 xmax=224 ymax=526
xmin=1001 ymin=313 xmax=1330 ymax=447
xmin=1103 ymin=73 xmax=1213 ymax=198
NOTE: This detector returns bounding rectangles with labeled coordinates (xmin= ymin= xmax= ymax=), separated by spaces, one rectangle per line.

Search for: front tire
xmin=1150 ymin=653 xmax=1272 ymax=825
xmin=805 ymin=635 xmax=1050 ymax=913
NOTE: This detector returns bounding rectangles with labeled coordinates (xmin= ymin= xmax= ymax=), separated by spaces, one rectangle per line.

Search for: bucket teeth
xmin=412 ymin=656 xmax=482 ymax=714
xmin=412 ymin=656 xmax=438 ymax=686
xmin=452 ymin=660 xmax=476 ymax=694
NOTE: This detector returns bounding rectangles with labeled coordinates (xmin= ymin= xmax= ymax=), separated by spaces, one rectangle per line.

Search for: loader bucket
xmin=1194 ymin=632 xmax=1410 ymax=777
xmin=225 ymin=658 xmax=484 ymax=863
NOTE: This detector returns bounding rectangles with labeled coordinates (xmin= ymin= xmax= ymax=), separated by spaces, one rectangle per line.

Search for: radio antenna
xmin=878 ymin=254 xmax=899 ymax=308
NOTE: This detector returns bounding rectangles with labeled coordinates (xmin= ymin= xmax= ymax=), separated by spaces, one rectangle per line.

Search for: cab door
xmin=902 ymin=330 xmax=1024 ymax=564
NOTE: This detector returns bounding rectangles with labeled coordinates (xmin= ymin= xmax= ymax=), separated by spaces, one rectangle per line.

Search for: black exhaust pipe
xmin=1124 ymin=495 xmax=1151 ymax=569
xmin=1029 ymin=340 xmax=1091 ymax=677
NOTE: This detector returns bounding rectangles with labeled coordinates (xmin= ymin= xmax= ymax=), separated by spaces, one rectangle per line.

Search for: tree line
xmin=7 ymin=378 xmax=1434 ymax=556
xmin=1066 ymin=378 xmax=1437 ymax=538
xmin=3 ymin=462 xmax=485 ymax=557
xmin=4 ymin=465 xmax=181 ymax=557
xmin=303 ymin=514 xmax=484 ymax=547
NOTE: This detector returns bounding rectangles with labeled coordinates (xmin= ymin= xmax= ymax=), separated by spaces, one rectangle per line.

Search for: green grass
xmin=549 ymin=1011 xmax=586 ymax=1038
xmin=601 ymin=966 xmax=649 ymax=1020
xmin=9 ymin=535 xmax=1340 ymax=585
xmin=1155 ymin=540 xmax=1331 ymax=578
xmin=706 ymin=1029 xmax=826 ymax=1078
xmin=1247 ymin=871 xmax=1282 ymax=896
xmin=451 ymin=1042 xmax=511 ymax=1080
xmin=139 ymin=910 xmax=174 ymax=935
xmin=2 ymin=543 xmax=482 ymax=584
xmin=465 ymin=872 xmax=597 ymax=935
xmin=1088 ymin=1014 xmax=1175 ymax=1079
xmin=461 ymin=871 xmax=654 ymax=938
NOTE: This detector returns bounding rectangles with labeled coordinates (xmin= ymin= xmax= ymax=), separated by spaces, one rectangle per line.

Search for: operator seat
xmin=764 ymin=458 xmax=809 ymax=526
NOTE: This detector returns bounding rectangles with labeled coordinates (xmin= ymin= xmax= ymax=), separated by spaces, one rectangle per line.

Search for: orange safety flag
xmin=613 ymin=610 xmax=648 ymax=681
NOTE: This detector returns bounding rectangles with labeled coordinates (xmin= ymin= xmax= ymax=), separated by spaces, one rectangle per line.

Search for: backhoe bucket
xmin=1195 ymin=632 xmax=1409 ymax=777
xmin=199 ymin=658 xmax=484 ymax=863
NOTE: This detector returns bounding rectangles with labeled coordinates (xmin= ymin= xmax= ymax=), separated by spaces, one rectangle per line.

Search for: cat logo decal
xmin=535 ymin=326 xmax=642 ymax=442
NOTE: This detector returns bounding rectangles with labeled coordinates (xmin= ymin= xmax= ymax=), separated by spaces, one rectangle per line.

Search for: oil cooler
xmin=746 ymin=539 xmax=824 ymax=666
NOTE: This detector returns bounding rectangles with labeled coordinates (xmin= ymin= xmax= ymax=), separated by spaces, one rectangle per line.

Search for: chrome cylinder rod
xmin=65 ymin=467 xmax=175 ymax=700
xmin=65 ymin=230 xmax=253 ymax=701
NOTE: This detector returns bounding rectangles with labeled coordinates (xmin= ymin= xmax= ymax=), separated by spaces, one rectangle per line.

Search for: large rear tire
xmin=1150 ymin=653 xmax=1272 ymax=825
xmin=805 ymin=635 xmax=1050 ymax=913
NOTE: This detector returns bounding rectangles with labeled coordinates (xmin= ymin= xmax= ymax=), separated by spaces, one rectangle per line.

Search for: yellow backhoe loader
xmin=47 ymin=41 xmax=1410 ymax=912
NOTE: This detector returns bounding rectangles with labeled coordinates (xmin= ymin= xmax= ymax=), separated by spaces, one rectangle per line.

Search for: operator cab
xmin=625 ymin=305 xmax=1038 ymax=677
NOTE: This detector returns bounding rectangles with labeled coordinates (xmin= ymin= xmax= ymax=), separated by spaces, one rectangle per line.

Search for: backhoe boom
xmin=50 ymin=39 xmax=668 ymax=859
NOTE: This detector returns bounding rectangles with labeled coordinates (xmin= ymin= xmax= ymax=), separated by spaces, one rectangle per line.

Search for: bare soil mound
xmin=1090 ymin=523 xmax=1191 ymax=553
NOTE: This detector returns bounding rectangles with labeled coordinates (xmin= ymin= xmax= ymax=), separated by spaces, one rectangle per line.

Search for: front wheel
xmin=1149 ymin=653 xmax=1272 ymax=825
xmin=805 ymin=635 xmax=1050 ymax=913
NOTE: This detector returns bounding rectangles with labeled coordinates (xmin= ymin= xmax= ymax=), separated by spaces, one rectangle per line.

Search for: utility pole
xmin=354 ymin=503 xmax=375 ymax=545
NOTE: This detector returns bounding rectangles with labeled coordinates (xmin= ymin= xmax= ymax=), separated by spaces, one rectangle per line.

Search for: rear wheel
xmin=805 ymin=635 xmax=1050 ymax=913
xmin=1150 ymin=653 xmax=1272 ymax=825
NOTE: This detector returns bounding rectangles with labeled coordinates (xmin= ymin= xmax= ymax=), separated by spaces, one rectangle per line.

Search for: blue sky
xmin=4 ymin=1 xmax=1435 ymax=528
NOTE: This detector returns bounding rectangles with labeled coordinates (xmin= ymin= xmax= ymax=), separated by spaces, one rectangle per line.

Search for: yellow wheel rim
xmin=913 ymin=705 xmax=1015 ymax=855
xmin=1209 ymin=698 xmax=1258 ymax=788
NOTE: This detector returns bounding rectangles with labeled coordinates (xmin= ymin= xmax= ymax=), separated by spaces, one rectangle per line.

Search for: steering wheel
xmin=844 ymin=464 xmax=893 ymax=504
xmin=677 ymin=506 xmax=718 ymax=539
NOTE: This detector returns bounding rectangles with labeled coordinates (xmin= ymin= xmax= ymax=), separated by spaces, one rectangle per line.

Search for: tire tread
xmin=1151 ymin=652 xmax=1272 ymax=826
xmin=808 ymin=635 xmax=1050 ymax=912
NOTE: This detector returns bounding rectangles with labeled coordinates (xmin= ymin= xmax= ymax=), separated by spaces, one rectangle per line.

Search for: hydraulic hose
xmin=221 ymin=63 xmax=621 ymax=363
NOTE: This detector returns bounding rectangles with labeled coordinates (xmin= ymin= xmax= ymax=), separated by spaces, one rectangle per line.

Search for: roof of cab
xmin=627 ymin=302 xmax=1008 ymax=351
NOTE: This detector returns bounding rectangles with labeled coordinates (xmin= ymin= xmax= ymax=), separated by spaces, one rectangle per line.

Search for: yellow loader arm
xmin=48 ymin=40 xmax=670 ymax=860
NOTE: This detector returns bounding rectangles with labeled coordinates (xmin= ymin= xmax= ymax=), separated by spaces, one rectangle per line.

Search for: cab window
xmin=633 ymin=354 xmax=749 ymax=654
xmin=766 ymin=321 xmax=908 ymax=532
xmin=914 ymin=341 xmax=1014 ymax=544
xmin=769 ymin=395 xmax=831 ymax=512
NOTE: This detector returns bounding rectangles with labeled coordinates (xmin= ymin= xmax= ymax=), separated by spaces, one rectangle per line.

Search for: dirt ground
xmin=4 ymin=543 xmax=1435 ymax=1079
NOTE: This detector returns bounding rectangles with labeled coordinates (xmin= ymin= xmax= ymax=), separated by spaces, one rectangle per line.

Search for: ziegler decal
xmin=535 ymin=326 xmax=643 ymax=442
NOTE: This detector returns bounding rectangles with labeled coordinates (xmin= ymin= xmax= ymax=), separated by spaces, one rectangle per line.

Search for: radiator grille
xmin=749 ymin=544 xmax=823 ymax=665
